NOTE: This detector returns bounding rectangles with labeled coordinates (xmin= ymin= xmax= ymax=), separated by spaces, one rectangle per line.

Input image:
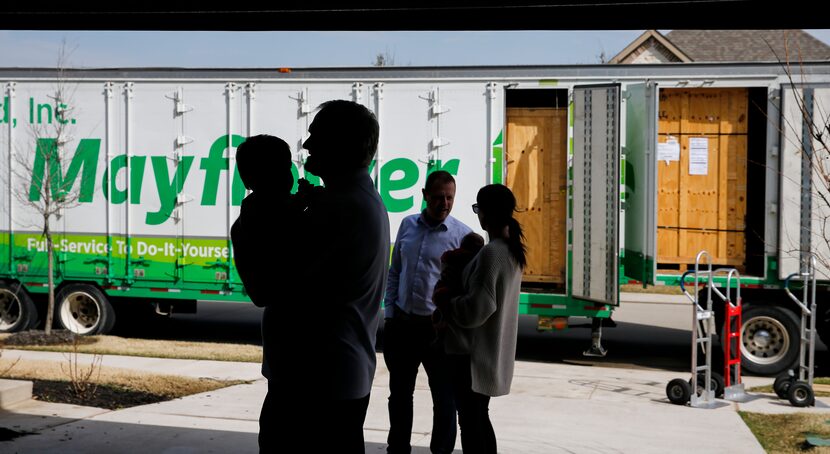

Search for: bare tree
xmin=9 ymin=41 xmax=81 ymax=335
xmin=61 ymin=335 xmax=102 ymax=399
xmin=768 ymin=32 xmax=830 ymax=279
xmin=373 ymin=49 xmax=396 ymax=67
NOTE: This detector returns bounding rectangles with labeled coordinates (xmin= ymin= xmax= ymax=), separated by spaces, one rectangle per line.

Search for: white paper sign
xmin=689 ymin=137 xmax=709 ymax=175
xmin=657 ymin=139 xmax=680 ymax=164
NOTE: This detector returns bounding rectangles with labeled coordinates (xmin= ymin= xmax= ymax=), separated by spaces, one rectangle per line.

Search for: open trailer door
xmin=571 ymin=84 xmax=621 ymax=306
xmin=622 ymin=81 xmax=659 ymax=285
xmin=778 ymin=84 xmax=830 ymax=281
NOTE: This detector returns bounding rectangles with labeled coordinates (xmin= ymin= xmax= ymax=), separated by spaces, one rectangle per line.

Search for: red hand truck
xmin=711 ymin=269 xmax=747 ymax=401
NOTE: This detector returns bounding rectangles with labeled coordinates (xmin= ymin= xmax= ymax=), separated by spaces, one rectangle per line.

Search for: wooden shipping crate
xmin=660 ymin=88 xmax=749 ymax=135
xmin=506 ymin=108 xmax=568 ymax=284
xmin=657 ymin=88 xmax=748 ymax=270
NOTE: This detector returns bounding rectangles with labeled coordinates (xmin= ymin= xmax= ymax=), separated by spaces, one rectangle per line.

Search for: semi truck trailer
xmin=2 ymin=62 xmax=829 ymax=375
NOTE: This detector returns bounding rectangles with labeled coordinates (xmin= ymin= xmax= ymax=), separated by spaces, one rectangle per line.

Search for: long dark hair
xmin=477 ymin=184 xmax=527 ymax=269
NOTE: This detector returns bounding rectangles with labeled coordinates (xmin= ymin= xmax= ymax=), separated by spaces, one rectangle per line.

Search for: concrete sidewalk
xmin=0 ymin=348 xmax=827 ymax=453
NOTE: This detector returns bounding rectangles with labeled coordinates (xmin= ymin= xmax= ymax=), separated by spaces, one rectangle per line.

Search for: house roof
xmin=608 ymin=30 xmax=691 ymax=64
xmin=610 ymin=29 xmax=830 ymax=64
xmin=666 ymin=30 xmax=830 ymax=62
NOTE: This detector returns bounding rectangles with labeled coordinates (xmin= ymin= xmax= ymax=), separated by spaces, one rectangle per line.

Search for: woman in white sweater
xmin=433 ymin=184 xmax=526 ymax=454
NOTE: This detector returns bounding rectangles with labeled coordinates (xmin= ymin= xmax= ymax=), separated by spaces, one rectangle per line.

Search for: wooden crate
xmin=657 ymin=88 xmax=748 ymax=269
xmin=506 ymin=108 xmax=567 ymax=284
xmin=660 ymin=88 xmax=748 ymax=135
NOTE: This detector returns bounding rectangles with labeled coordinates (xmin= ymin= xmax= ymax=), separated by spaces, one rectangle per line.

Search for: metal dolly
xmin=716 ymin=267 xmax=747 ymax=401
xmin=774 ymin=256 xmax=818 ymax=407
xmin=666 ymin=251 xmax=747 ymax=406
xmin=666 ymin=251 xmax=721 ymax=407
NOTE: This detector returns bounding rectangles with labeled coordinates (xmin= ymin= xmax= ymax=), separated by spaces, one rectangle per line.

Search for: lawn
xmin=0 ymin=331 xmax=261 ymax=363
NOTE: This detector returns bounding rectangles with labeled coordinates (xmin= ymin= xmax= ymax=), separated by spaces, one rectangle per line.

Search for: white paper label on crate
xmin=689 ymin=137 xmax=709 ymax=175
xmin=657 ymin=139 xmax=680 ymax=164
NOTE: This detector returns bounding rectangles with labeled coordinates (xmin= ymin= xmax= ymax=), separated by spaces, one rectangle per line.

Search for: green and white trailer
xmin=1 ymin=63 xmax=829 ymax=375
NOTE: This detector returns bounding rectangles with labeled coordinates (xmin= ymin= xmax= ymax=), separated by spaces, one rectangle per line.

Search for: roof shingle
xmin=665 ymin=30 xmax=830 ymax=62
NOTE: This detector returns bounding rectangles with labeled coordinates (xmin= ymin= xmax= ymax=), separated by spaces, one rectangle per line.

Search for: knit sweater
xmin=444 ymin=239 xmax=522 ymax=397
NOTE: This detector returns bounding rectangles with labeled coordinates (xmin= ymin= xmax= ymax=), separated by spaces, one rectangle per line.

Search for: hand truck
xmin=666 ymin=251 xmax=748 ymax=406
xmin=666 ymin=251 xmax=722 ymax=408
xmin=712 ymin=268 xmax=746 ymax=401
xmin=774 ymin=255 xmax=818 ymax=407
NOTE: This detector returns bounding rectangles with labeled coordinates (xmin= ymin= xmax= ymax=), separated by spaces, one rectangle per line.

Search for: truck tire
xmin=56 ymin=284 xmax=116 ymax=335
xmin=740 ymin=305 xmax=799 ymax=376
xmin=0 ymin=282 xmax=38 ymax=333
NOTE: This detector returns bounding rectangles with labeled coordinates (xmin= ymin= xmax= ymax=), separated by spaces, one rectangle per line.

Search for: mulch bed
xmin=31 ymin=379 xmax=168 ymax=410
xmin=3 ymin=330 xmax=95 ymax=347
xmin=3 ymin=330 xmax=167 ymax=410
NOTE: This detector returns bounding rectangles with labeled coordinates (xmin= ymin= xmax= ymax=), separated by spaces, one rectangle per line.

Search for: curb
xmin=0 ymin=378 xmax=33 ymax=409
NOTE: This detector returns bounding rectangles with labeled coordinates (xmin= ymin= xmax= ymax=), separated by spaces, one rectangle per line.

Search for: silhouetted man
xmin=258 ymin=100 xmax=390 ymax=454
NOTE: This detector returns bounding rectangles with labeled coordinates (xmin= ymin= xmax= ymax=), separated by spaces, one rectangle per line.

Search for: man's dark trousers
xmin=384 ymin=312 xmax=457 ymax=453
xmin=259 ymin=380 xmax=370 ymax=453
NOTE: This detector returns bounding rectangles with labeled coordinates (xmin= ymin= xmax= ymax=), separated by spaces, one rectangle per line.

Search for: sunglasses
xmin=472 ymin=203 xmax=479 ymax=214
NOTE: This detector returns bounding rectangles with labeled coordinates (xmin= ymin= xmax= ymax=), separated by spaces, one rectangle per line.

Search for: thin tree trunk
xmin=46 ymin=226 xmax=54 ymax=335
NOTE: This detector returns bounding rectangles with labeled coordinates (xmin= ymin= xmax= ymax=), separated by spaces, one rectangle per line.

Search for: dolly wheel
xmin=787 ymin=381 xmax=815 ymax=408
xmin=773 ymin=374 xmax=794 ymax=399
xmin=690 ymin=373 xmax=724 ymax=398
xmin=667 ymin=378 xmax=692 ymax=405
xmin=711 ymin=372 xmax=725 ymax=399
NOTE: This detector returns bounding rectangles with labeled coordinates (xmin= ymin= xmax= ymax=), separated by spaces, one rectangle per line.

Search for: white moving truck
xmin=2 ymin=62 xmax=829 ymax=375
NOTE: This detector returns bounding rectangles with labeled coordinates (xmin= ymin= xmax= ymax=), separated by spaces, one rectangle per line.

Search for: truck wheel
xmin=787 ymin=381 xmax=815 ymax=407
xmin=0 ymin=282 xmax=37 ymax=333
xmin=56 ymin=284 xmax=116 ymax=335
xmin=740 ymin=305 xmax=799 ymax=376
xmin=666 ymin=378 xmax=691 ymax=405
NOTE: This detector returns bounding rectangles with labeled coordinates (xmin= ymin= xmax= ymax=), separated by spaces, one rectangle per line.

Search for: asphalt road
xmin=113 ymin=295 xmax=829 ymax=376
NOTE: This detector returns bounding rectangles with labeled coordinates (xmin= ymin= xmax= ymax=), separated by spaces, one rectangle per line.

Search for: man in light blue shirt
xmin=384 ymin=170 xmax=473 ymax=454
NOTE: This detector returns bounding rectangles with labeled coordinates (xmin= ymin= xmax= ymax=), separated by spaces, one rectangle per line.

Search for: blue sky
xmin=1 ymin=30 xmax=829 ymax=68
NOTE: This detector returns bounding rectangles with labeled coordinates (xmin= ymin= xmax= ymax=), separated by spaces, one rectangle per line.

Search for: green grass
xmin=740 ymin=412 xmax=830 ymax=453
